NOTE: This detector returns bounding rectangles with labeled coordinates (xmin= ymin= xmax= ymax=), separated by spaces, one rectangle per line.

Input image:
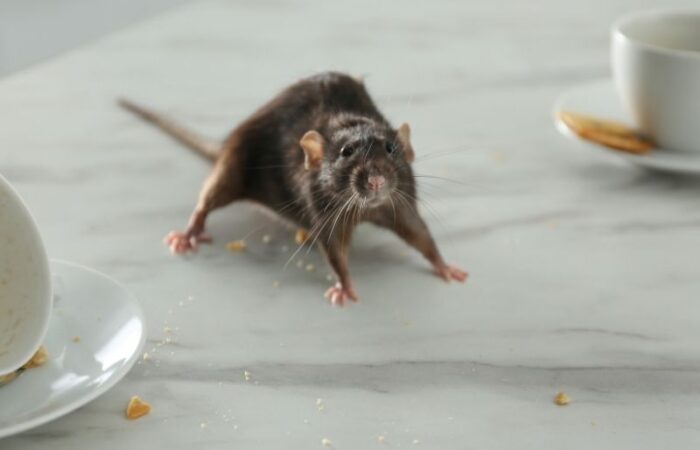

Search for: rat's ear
xmin=300 ymin=130 xmax=325 ymax=170
xmin=397 ymin=123 xmax=415 ymax=163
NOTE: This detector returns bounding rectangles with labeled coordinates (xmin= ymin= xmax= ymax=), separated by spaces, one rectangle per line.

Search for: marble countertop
xmin=2 ymin=0 xmax=700 ymax=448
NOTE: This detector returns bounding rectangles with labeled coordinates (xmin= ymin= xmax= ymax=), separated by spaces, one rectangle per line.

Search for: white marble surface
xmin=2 ymin=0 xmax=700 ymax=448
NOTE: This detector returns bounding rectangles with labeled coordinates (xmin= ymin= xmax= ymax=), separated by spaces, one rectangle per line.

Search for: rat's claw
xmin=164 ymin=230 xmax=211 ymax=255
xmin=435 ymin=264 xmax=469 ymax=283
xmin=324 ymin=283 xmax=358 ymax=307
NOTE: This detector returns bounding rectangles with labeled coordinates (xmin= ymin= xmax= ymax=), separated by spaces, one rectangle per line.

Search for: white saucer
xmin=0 ymin=260 xmax=146 ymax=439
xmin=553 ymin=79 xmax=700 ymax=174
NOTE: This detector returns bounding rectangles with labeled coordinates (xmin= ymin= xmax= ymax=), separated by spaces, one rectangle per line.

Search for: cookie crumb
xmin=200 ymin=422 xmax=207 ymax=429
xmin=305 ymin=264 xmax=315 ymax=272
xmin=321 ymin=437 xmax=333 ymax=448
xmin=142 ymin=352 xmax=150 ymax=361
xmin=377 ymin=435 xmax=386 ymax=444
xmin=295 ymin=228 xmax=309 ymax=245
xmin=126 ymin=396 xmax=151 ymax=420
xmin=72 ymin=336 xmax=81 ymax=343
xmin=226 ymin=240 xmax=247 ymax=252
xmin=316 ymin=398 xmax=325 ymax=411
xmin=412 ymin=439 xmax=421 ymax=445
xmin=25 ymin=346 xmax=48 ymax=368
xmin=244 ymin=370 xmax=252 ymax=381
xmin=554 ymin=391 xmax=571 ymax=406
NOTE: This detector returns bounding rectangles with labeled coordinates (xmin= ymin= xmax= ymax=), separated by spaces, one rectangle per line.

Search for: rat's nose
xmin=367 ymin=175 xmax=386 ymax=192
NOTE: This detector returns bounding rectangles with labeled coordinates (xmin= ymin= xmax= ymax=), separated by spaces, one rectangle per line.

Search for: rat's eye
xmin=385 ymin=141 xmax=397 ymax=154
xmin=340 ymin=145 xmax=355 ymax=157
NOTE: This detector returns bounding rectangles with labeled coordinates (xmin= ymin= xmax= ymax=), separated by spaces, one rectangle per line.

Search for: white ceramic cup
xmin=611 ymin=8 xmax=700 ymax=153
xmin=0 ymin=174 xmax=52 ymax=376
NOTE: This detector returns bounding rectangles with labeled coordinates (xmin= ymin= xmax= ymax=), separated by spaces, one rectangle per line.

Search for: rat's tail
xmin=118 ymin=98 xmax=221 ymax=161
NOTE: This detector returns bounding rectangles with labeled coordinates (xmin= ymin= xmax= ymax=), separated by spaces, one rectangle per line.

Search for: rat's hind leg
xmin=165 ymin=161 xmax=242 ymax=254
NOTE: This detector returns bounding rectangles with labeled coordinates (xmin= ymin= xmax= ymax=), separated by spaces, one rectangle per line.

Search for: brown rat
xmin=119 ymin=72 xmax=467 ymax=305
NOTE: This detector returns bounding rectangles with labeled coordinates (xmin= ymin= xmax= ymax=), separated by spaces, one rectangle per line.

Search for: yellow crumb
xmin=72 ymin=336 xmax=81 ymax=343
xmin=305 ymin=264 xmax=315 ymax=272
xmin=0 ymin=372 xmax=18 ymax=385
xmin=126 ymin=396 xmax=151 ymax=420
xmin=25 ymin=346 xmax=48 ymax=369
xmin=554 ymin=391 xmax=571 ymax=406
xmin=321 ymin=437 xmax=333 ymax=448
xmin=295 ymin=228 xmax=309 ymax=245
xmin=226 ymin=240 xmax=247 ymax=252
xmin=244 ymin=370 xmax=252 ymax=381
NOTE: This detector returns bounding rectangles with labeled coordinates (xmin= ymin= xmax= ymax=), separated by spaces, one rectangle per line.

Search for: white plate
xmin=0 ymin=260 xmax=146 ymax=439
xmin=553 ymin=79 xmax=700 ymax=174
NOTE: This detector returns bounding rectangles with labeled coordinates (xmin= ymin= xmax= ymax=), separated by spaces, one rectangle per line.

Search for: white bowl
xmin=0 ymin=174 xmax=52 ymax=376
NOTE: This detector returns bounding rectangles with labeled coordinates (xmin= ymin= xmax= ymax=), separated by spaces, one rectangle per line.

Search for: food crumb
xmin=125 ymin=396 xmax=151 ymax=420
xmin=412 ymin=439 xmax=421 ymax=445
xmin=226 ymin=240 xmax=247 ymax=252
xmin=316 ymin=398 xmax=325 ymax=411
xmin=200 ymin=422 xmax=207 ymax=429
xmin=554 ymin=391 xmax=571 ymax=406
xmin=305 ymin=264 xmax=315 ymax=272
xmin=26 ymin=346 xmax=48 ymax=368
xmin=325 ymin=274 xmax=334 ymax=282
xmin=295 ymin=228 xmax=309 ymax=245
xmin=377 ymin=435 xmax=386 ymax=444
xmin=262 ymin=234 xmax=272 ymax=244
xmin=321 ymin=437 xmax=333 ymax=448
xmin=296 ymin=259 xmax=304 ymax=268
xmin=244 ymin=370 xmax=252 ymax=381
xmin=142 ymin=352 xmax=150 ymax=361
xmin=272 ymin=280 xmax=280 ymax=288
xmin=72 ymin=336 xmax=81 ymax=343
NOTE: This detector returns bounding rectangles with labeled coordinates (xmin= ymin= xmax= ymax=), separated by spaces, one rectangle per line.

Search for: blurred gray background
xmin=0 ymin=0 xmax=190 ymax=77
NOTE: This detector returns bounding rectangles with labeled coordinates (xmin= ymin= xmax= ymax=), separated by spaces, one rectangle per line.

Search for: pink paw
xmin=435 ymin=264 xmax=468 ymax=283
xmin=163 ymin=230 xmax=212 ymax=255
xmin=323 ymin=283 xmax=358 ymax=307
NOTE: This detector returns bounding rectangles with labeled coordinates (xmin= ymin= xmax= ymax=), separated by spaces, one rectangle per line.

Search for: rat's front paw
xmin=434 ymin=264 xmax=468 ymax=283
xmin=164 ymin=230 xmax=212 ymax=254
xmin=324 ymin=283 xmax=358 ymax=307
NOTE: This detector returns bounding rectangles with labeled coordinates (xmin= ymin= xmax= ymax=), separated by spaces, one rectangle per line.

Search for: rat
xmin=119 ymin=72 xmax=467 ymax=306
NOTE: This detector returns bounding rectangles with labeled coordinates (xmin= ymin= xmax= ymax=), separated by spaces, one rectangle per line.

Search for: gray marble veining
xmin=2 ymin=0 xmax=700 ymax=448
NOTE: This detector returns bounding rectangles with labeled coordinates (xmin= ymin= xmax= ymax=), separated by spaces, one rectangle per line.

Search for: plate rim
xmin=0 ymin=259 xmax=146 ymax=439
xmin=553 ymin=78 xmax=700 ymax=174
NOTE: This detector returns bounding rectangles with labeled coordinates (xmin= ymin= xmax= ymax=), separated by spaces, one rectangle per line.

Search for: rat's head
xmin=300 ymin=116 xmax=415 ymax=208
